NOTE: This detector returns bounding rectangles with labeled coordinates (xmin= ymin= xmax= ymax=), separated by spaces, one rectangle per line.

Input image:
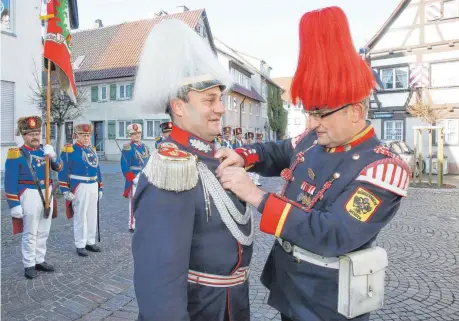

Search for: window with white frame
xmin=436 ymin=119 xmax=459 ymax=145
xmin=117 ymin=120 xmax=132 ymax=139
xmin=118 ymin=84 xmax=132 ymax=100
xmin=249 ymin=103 xmax=252 ymax=115
xmin=99 ymin=85 xmax=108 ymax=101
xmin=233 ymin=97 xmax=238 ymax=112
xmin=256 ymin=104 xmax=260 ymax=116
xmin=379 ymin=67 xmax=409 ymax=90
xmin=383 ymin=120 xmax=404 ymax=141
xmin=145 ymin=119 xmax=169 ymax=138
xmin=1 ymin=0 xmax=14 ymax=33
xmin=227 ymin=95 xmax=232 ymax=110
xmin=241 ymin=102 xmax=246 ymax=113
xmin=1 ymin=80 xmax=14 ymax=143
xmin=245 ymin=77 xmax=250 ymax=90
xmin=431 ymin=61 xmax=459 ymax=87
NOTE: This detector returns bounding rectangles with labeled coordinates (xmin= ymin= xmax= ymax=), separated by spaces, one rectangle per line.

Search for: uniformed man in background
xmin=255 ymin=132 xmax=263 ymax=143
xmin=154 ymin=121 xmax=172 ymax=148
xmin=4 ymin=116 xmax=62 ymax=279
xmin=59 ymin=124 xmax=103 ymax=257
xmin=222 ymin=126 xmax=233 ymax=148
xmin=132 ymin=19 xmax=253 ymax=321
xmin=215 ymin=6 xmax=410 ymax=321
xmin=214 ymin=133 xmax=223 ymax=149
xmin=120 ymin=123 xmax=150 ymax=232
xmin=232 ymin=127 xmax=244 ymax=148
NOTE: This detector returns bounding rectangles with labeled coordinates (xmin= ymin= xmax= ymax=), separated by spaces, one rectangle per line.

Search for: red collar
xmin=325 ymin=125 xmax=375 ymax=153
xmin=170 ymin=125 xmax=214 ymax=157
xmin=75 ymin=142 xmax=91 ymax=148
xmin=22 ymin=144 xmax=39 ymax=151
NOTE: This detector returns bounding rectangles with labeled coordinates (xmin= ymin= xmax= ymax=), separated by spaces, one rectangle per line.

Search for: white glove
xmin=43 ymin=144 xmax=57 ymax=160
xmin=133 ymin=173 xmax=140 ymax=185
xmin=64 ymin=192 xmax=76 ymax=201
xmin=11 ymin=205 xmax=24 ymax=219
xmin=99 ymin=191 xmax=103 ymax=200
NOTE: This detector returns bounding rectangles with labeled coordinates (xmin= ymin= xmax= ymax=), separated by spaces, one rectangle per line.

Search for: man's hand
xmin=63 ymin=192 xmax=76 ymax=201
xmin=217 ymin=167 xmax=266 ymax=207
xmin=43 ymin=144 xmax=57 ymax=161
xmin=10 ymin=205 xmax=23 ymax=219
xmin=215 ymin=148 xmax=245 ymax=175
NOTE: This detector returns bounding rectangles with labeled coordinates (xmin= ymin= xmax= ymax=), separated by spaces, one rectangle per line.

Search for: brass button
xmin=333 ymin=172 xmax=340 ymax=179
xmin=352 ymin=154 xmax=360 ymax=160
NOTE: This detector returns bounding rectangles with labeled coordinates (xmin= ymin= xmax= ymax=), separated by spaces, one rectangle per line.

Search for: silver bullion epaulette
xmin=142 ymin=142 xmax=198 ymax=192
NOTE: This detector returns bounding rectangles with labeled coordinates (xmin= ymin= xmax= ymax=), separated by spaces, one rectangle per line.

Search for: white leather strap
xmin=278 ymin=238 xmax=339 ymax=269
xmin=69 ymin=175 xmax=97 ymax=181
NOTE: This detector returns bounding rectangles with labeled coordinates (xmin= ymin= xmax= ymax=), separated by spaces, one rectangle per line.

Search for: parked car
xmin=381 ymin=140 xmax=425 ymax=177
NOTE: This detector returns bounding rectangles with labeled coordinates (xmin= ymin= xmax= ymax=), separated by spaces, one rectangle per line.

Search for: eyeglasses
xmin=306 ymin=104 xmax=351 ymax=119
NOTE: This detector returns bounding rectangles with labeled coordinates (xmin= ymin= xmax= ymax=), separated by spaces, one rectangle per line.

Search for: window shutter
xmin=107 ymin=120 xmax=116 ymax=139
xmin=110 ymin=84 xmax=117 ymax=100
xmin=133 ymin=119 xmax=144 ymax=138
xmin=91 ymin=86 xmax=98 ymax=102
xmin=1 ymin=81 xmax=15 ymax=142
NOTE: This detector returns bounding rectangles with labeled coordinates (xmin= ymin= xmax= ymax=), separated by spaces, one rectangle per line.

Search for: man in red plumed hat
xmin=214 ymin=6 xmax=410 ymax=320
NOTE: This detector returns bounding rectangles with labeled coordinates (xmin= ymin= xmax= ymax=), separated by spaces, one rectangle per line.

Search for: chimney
xmin=154 ymin=10 xmax=169 ymax=16
xmin=94 ymin=19 xmax=103 ymax=28
xmin=177 ymin=5 xmax=190 ymax=12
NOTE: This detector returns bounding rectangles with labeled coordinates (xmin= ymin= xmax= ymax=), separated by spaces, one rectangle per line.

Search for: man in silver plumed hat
xmin=132 ymin=19 xmax=254 ymax=321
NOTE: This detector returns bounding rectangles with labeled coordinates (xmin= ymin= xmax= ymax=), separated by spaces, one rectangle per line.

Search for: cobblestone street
xmin=1 ymin=169 xmax=459 ymax=321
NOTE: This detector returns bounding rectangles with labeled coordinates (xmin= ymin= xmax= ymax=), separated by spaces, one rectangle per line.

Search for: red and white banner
xmin=40 ymin=0 xmax=77 ymax=103
xmin=409 ymin=63 xmax=429 ymax=88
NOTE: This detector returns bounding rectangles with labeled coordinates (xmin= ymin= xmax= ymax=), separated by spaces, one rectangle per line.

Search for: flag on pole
xmin=40 ymin=0 xmax=77 ymax=103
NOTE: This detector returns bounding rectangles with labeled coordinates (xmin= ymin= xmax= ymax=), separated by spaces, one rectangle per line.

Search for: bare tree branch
xmin=28 ymin=60 xmax=89 ymax=156
xmin=407 ymin=88 xmax=450 ymax=125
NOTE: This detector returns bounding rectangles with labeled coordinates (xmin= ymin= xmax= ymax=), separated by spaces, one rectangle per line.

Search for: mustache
xmin=32 ymin=139 xmax=40 ymax=142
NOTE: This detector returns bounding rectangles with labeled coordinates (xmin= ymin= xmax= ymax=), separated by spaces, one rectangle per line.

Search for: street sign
xmin=373 ymin=113 xmax=393 ymax=119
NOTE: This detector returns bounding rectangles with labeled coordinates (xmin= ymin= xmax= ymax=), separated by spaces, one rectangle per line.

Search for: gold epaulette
xmin=7 ymin=148 xmax=21 ymax=159
xmin=155 ymin=136 xmax=161 ymax=142
xmin=62 ymin=144 xmax=74 ymax=153
xmin=123 ymin=143 xmax=131 ymax=151
xmin=142 ymin=142 xmax=198 ymax=192
xmin=92 ymin=146 xmax=97 ymax=152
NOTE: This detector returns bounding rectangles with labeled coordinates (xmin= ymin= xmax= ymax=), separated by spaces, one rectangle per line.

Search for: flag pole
xmin=45 ymin=59 xmax=52 ymax=211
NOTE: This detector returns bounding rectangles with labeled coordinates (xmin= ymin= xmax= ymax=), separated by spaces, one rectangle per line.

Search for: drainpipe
xmin=239 ymin=96 xmax=247 ymax=129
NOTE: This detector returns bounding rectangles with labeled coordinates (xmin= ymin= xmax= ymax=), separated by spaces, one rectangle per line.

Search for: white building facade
xmin=215 ymin=38 xmax=266 ymax=137
xmin=272 ymin=77 xmax=307 ymax=138
xmin=365 ymin=0 xmax=459 ymax=173
xmin=1 ymin=0 xmax=43 ymax=176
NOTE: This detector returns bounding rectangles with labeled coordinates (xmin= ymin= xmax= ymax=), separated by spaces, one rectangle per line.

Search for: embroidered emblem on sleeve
xmin=345 ymin=187 xmax=382 ymax=222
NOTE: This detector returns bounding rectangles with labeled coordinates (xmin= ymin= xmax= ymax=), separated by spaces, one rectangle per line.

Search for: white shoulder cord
xmin=197 ymin=162 xmax=254 ymax=246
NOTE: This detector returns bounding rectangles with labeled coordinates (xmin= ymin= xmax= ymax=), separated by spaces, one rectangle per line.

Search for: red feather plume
xmin=290 ymin=6 xmax=376 ymax=111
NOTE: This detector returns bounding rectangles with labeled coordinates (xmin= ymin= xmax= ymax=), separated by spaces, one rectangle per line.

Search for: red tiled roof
xmin=72 ymin=9 xmax=207 ymax=82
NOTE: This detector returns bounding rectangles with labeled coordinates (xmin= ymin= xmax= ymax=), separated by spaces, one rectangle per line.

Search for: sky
xmin=77 ymin=0 xmax=401 ymax=78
